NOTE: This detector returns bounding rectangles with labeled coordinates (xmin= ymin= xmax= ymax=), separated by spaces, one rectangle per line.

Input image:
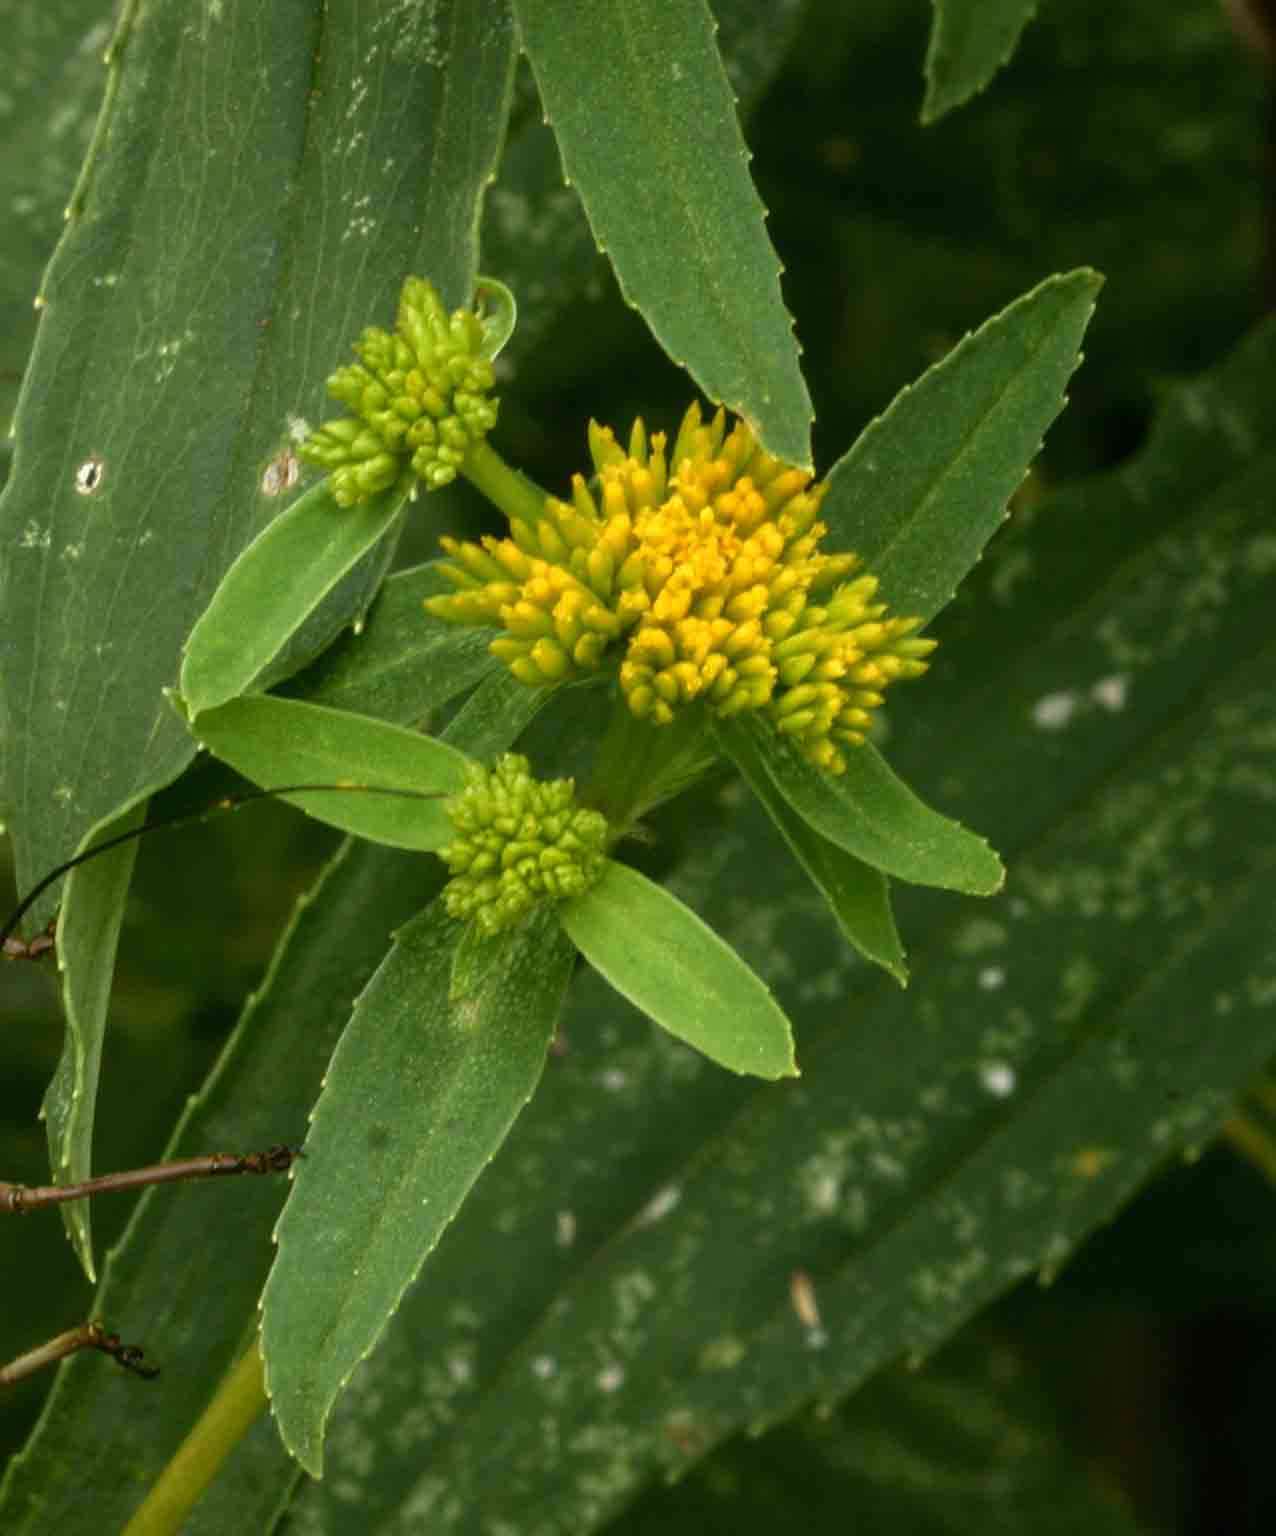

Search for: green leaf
xmin=261 ymin=902 xmax=575 ymax=1477
xmin=922 ymin=0 xmax=1042 ymax=123
xmin=188 ymin=695 xmax=470 ymax=850
xmin=717 ymin=714 xmax=1003 ymax=895
xmin=40 ymin=810 xmax=141 ymax=1278
xmin=284 ymin=561 xmax=504 ymax=726
xmin=560 ymin=860 xmax=798 ymax=1079
xmin=720 ymin=729 xmax=908 ymax=984
xmin=0 ymin=1 xmax=516 ymax=1256
xmin=0 ymin=0 xmax=514 ymax=913
xmin=513 ymin=0 xmax=812 ymax=467
xmin=617 ymin=1325 xmax=1142 ymax=1536
xmin=179 ymin=479 xmax=409 ymax=717
xmin=822 ymin=269 xmax=1102 ymax=624
xmin=484 ymin=0 xmax=807 ymax=382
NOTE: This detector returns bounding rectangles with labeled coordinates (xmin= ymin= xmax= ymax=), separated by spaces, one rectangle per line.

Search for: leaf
xmin=616 ymin=1325 xmax=1141 ymax=1536
xmin=560 ymin=861 xmax=798 ymax=1079
xmin=261 ymin=902 xmax=576 ymax=1476
xmin=821 ymin=269 xmax=1102 ymax=624
xmin=40 ymin=811 xmax=142 ymax=1277
xmin=922 ymin=0 xmax=1042 ymax=123
xmin=179 ymin=479 xmax=410 ymax=717
xmin=722 ymin=742 xmax=908 ymax=985
xmin=716 ymin=714 xmax=1004 ymax=896
xmin=513 ymin=0 xmax=812 ymax=467
xmin=188 ymin=695 xmax=470 ymax=850
xmin=484 ymin=0 xmax=808 ymax=381
xmin=0 ymin=0 xmax=514 ymax=913
xmin=284 ymin=561 xmax=504 ymax=726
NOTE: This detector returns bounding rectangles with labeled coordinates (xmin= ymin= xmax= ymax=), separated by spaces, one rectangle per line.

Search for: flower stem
xmin=461 ymin=439 xmax=550 ymax=525
xmin=122 ymin=1342 xmax=268 ymax=1536
xmin=582 ymin=694 xmax=719 ymax=836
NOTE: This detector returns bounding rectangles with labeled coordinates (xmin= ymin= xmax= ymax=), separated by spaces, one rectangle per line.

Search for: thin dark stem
xmin=0 ymin=1145 xmax=302 ymax=1214
xmin=1 ymin=781 xmax=444 ymax=953
xmin=0 ymin=1320 xmax=159 ymax=1387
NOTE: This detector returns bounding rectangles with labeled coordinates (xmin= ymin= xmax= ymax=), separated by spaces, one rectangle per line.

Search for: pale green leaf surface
xmin=561 ymin=861 xmax=798 ymax=1079
xmin=717 ymin=715 xmax=1004 ymax=895
xmin=923 ymin=0 xmax=1042 ymax=123
xmin=513 ymin=0 xmax=812 ymax=467
xmin=822 ymin=270 xmax=1101 ymax=623
xmin=179 ymin=480 xmax=409 ymax=717
xmin=189 ymin=695 xmax=470 ymax=850
xmin=0 ymin=684 xmax=523 ymax=1535
xmin=281 ymin=320 xmax=1276 ymax=1535
xmin=261 ymin=903 xmax=576 ymax=1476
xmin=718 ymin=733 xmax=908 ymax=984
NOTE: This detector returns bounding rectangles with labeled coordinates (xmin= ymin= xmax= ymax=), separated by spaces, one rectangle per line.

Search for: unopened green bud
xmin=441 ymin=754 xmax=609 ymax=934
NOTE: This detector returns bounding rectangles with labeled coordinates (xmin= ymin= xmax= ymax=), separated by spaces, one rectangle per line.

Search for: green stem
xmin=461 ymin=439 xmax=550 ymax=525
xmin=582 ymin=694 xmax=719 ymax=836
xmin=122 ymin=1342 xmax=268 ymax=1536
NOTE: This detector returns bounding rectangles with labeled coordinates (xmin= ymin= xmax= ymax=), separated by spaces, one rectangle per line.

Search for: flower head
xmin=427 ymin=406 xmax=934 ymax=773
xmin=441 ymin=754 xmax=609 ymax=934
xmin=299 ymin=277 xmax=499 ymax=505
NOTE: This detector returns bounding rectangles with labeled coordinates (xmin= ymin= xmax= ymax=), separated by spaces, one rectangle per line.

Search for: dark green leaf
xmin=261 ymin=903 xmax=575 ymax=1476
xmin=0 ymin=0 xmax=515 ymax=1249
xmin=179 ymin=481 xmax=409 ymax=717
xmin=513 ymin=0 xmax=812 ymax=466
xmin=0 ymin=0 xmax=514 ymax=910
xmin=821 ymin=269 xmax=1102 ymax=623
xmin=922 ymin=0 xmax=1042 ymax=123
xmin=189 ymin=695 xmax=470 ymax=850
xmin=717 ymin=714 xmax=1004 ymax=895
xmin=561 ymin=861 xmax=798 ymax=1079
xmin=284 ymin=562 xmax=504 ymax=726
xmin=484 ymin=0 xmax=808 ymax=380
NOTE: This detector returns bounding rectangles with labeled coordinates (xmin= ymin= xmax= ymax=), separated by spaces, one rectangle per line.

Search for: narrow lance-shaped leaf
xmin=180 ymin=479 xmax=410 ymax=717
xmin=560 ymin=860 xmax=798 ymax=1080
xmin=822 ymin=269 xmax=1102 ymax=623
xmin=42 ymin=812 xmax=142 ymax=1279
xmin=717 ymin=714 xmax=1003 ymax=896
xmin=187 ymin=695 xmax=470 ymax=850
xmin=922 ymin=0 xmax=1043 ymax=124
xmin=722 ymin=736 xmax=909 ymax=985
xmin=513 ymin=0 xmax=813 ymax=467
xmin=261 ymin=902 xmax=576 ymax=1477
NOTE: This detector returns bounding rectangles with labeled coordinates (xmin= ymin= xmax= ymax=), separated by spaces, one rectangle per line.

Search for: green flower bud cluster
xmin=441 ymin=755 xmax=609 ymax=935
xmin=299 ymin=276 xmax=499 ymax=506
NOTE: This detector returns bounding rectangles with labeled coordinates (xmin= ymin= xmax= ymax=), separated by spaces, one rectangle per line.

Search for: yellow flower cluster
xmin=427 ymin=405 xmax=934 ymax=773
xmin=300 ymin=277 xmax=498 ymax=505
